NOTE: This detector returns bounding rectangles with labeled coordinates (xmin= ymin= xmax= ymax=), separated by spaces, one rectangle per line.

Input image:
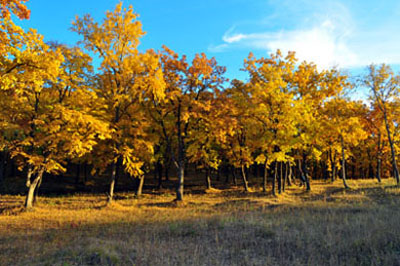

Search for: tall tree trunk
xmin=376 ymin=133 xmax=382 ymax=182
xmin=176 ymin=163 xmax=184 ymax=200
xmin=205 ymin=167 xmax=212 ymax=189
xmin=108 ymin=162 xmax=117 ymax=204
xmin=157 ymin=160 xmax=163 ymax=189
xmin=241 ymin=164 xmax=249 ymax=192
xmin=283 ymin=162 xmax=288 ymax=192
xmin=341 ymin=136 xmax=350 ymax=189
xmin=329 ymin=151 xmax=336 ymax=182
xmin=136 ymin=175 xmax=145 ymax=196
xmin=272 ymin=161 xmax=277 ymax=196
xmin=287 ymin=162 xmax=292 ymax=187
xmin=25 ymin=168 xmax=44 ymax=209
xmin=175 ymin=101 xmax=185 ymax=201
xmin=33 ymin=176 xmax=43 ymax=205
xmin=278 ymin=162 xmax=282 ymax=194
xmin=302 ymin=152 xmax=311 ymax=191
xmin=262 ymin=158 xmax=268 ymax=192
xmin=383 ymin=111 xmax=400 ymax=184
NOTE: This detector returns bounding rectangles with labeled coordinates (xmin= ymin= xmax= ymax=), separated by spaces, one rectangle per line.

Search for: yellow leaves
xmin=0 ymin=0 xmax=30 ymax=20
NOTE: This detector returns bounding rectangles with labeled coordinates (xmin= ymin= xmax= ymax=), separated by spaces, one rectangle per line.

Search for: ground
xmin=1 ymin=179 xmax=400 ymax=265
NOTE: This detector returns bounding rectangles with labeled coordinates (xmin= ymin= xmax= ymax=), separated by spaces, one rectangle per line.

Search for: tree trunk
xmin=262 ymin=159 xmax=268 ymax=192
xmin=376 ymin=133 xmax=382 ymax=182
xmin=33 ymin=176 xmax=43 ymax=205
xmin=108 ymin=162 xmax=117 ymax=204
xmin=283 ymin=162 xmax=288 ymax=192
xmin=341 ymin=136 xmax=350 ymax=189
xmin=157 ymin=161 xmax=163 ymax=189
xmin=205 ymin=167 xmax=212 ymax=189
xmin=383 ymin=111 xmax=400 ymax=184
xmin=302 ymin=153 xmax=311 ymax=191
xmin=329 ymin=151 xmax=336 ymax=182
xmin=136 ymin=175 xmax=145 ymax=196
xmin=176 ymin=163 xmax=184 ymax=200
xmin=241 ymin=164 xmax=249 ymax=192
xmin=287 ymin=162 xmax=293 ymax=187
xmin=272 ymin=162 xmax=277 ymax=196
xmin=278 ymin=162 xmax=283 ymax=194
xmin=25 ymin=168 xmax=44 ymax=209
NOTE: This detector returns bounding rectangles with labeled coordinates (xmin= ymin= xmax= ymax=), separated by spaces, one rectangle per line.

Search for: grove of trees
xmin=2 ymin=1 xmax=400 ymax=209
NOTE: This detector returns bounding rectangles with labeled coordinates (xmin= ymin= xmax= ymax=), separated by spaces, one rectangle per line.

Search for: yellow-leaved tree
xmin=72 ymin=2 xmax=165 ymax=203
xmin=0 ymin=19 xmax=110 ymax=208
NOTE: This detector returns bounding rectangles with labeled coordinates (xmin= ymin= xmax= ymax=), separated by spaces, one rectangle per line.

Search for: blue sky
xmin=16 ymin=0 xmax=400 ymax=82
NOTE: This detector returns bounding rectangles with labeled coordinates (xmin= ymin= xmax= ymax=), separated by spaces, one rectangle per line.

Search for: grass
xmin=1 ymin=179 xmax=400 ymax=265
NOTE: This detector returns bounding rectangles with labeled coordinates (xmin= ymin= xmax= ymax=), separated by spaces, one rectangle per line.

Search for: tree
xmin=243 ymin=51 xmax=299 ymax=194
xmin=364 ymin=64 xmax=400 ymax=184
xmin=321 ymin=98 xmax=367 ymax=188
xmin=158 ymin=46 xmax=226 ymax=200
xmin=72 ymin=3 xmax=165 ymax=203
xmin=0 ymin=21 xmax=110 ymax=208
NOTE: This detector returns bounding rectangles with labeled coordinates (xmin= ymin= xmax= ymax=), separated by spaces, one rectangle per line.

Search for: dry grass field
xmin=1 ymin=179 xmax=400 ymax=265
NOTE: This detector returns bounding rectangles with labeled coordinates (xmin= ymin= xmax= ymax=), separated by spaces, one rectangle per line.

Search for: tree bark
xmin=175 ymin=101 xmax=185 ymax=201
xmin=272 ymin=162 xmax=277 ymax=196
xmin=108 ymin=162 xmax=117 ymax=204
xmin=329 ymin=151 xmax=336 ymax=182
xmin=262 ymin=159 xmax=268 ymax=192
xmin=376 ymin=133 xmax=382 ymax=182
xmin=287 ymin=162 xmax=293 ymax=187
xmin=283 ymin=162 xmax=288 ymax=192
xmin=278 ymin=162 xmax=283 ymax=194
xmin=176 ymin=164 xmax=184 ymax=200
xmin=241 ymin=164 xmax=249 ymax=192
xmin=341 ymin=136 xmax=350 ymax=189
xmin=25 ymin=168 xmax=44 ymax=209
xmin=302 ymin=153 xmax=311 ymax=191
xmin=157 ymin=160 xmax=163 ymax=189
xmin=136 ymin=175 xmax=145 ymax=197
xmin=205 ymin=167 xmax=212 ymax=189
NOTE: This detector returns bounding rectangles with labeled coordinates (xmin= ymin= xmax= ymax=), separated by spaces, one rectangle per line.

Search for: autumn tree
xmin=72 ymin=3 xmax=165 ymax=203
xmin=243 ymin=51 xmax=299 ymax=194
xmin=364 ymin=64 xmax=400 ymax=184
xmin=321 ymin=98 xmax=367 ymax=188
xmin=157 ymin=46 xmax=226 ymax=200
xmin=0 ymin=20 xmax=110 ymax=208
xmin=217 ymin=80 xmax=258 ymax=192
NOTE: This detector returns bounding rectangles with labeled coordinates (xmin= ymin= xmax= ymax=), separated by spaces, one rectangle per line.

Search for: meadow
xmin=1 ymin=179 xmax=400 ymax=266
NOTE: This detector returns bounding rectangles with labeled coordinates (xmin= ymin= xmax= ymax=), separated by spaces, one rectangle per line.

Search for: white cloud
xmin=210 ymin=0 xmax=400 ymax=70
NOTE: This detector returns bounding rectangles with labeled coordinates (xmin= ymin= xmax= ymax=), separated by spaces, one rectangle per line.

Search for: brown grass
xmin=1 ymin=179 xmax=400 ymax=265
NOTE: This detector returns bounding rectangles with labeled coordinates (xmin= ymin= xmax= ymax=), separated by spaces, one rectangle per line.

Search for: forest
xmin=1 ymin=1 xmax=399 ymax=206
xmin=2 ymin=1 xmax=400 ymax=265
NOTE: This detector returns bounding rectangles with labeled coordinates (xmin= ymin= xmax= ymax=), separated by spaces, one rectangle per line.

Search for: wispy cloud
xmin=210 ymin=0 xmax=400 ymax=70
